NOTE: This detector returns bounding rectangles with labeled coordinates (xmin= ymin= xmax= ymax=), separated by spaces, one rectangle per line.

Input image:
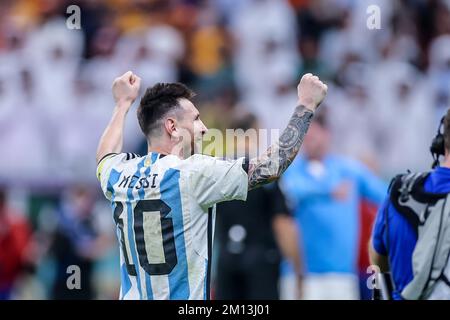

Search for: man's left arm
xmin=247 ymin=74 xmax=327 ymax=190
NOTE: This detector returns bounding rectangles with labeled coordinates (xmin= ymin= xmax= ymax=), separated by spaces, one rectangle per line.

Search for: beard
xmin=192 ymin=138 xmax=203 ymax=155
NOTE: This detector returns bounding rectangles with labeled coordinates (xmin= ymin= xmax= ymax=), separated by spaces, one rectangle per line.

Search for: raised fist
xmin=297 ymin=73 xmax=328 ymax=111
xmin=112 ymin=71 xmax=141 ymax=105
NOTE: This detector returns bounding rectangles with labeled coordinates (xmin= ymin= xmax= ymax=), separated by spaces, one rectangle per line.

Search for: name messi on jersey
xmin=118 ymin=173 xmax=158 ymax=190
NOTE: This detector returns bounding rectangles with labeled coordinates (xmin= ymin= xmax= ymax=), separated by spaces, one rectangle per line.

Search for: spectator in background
xmin=371 ymin=61 xmax=434 ymax=177
xmin=281 ymin=110 xmax=387 ymax=299
xmin=428 ymin=35 xmax=450 ymax=123
xmin=0 ymin=187 xmax=32 ymax=300
xmin=214 ymin=114 xmax=302 ymax=299
xmin=326 ymin=56 xmax=379 ymax=164
xmin=49 ymin=186 xmax=113 ymax=300
xmin=229 ymin=0 xmax=300 ymax=97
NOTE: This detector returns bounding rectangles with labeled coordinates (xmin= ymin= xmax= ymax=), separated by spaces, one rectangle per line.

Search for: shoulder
xmin=177 ymin=154 xmax=245 ymax=169
xmin=162 ymin=154 xmax=214 ymax=171
xmin=157 ymin=154 xmax=248 ymax=179
xmin=388 ymin=171 xmax=429 ymax=198
xmin=96 ymin=152 xmax=143 ymax=180
xmin=97 ymin=152 xmax=143 ymax=170
xmin=185 ymin=154 xmax=217 ymax=163
xmin=97 ymin=152 xmax=141 ymax=165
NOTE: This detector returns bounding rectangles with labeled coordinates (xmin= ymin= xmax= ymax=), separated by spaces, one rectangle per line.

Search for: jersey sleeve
xmin=96 ymin=153 xmax=128 ymax=200
xmin=186 ymin=155 xmax=249 ymax=209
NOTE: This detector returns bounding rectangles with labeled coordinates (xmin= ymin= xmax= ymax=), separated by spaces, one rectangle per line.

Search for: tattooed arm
xmin=248 ymin=73 xmax=327 ymax=190
xmin=247 ymin=105 xmax=314 ymax=189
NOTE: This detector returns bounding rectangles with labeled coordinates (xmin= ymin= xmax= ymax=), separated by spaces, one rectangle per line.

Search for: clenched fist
xmin=297 ymin=73 xmax=327 ymax=112
xmin=112 ymin=71 xmax=141 ymax=106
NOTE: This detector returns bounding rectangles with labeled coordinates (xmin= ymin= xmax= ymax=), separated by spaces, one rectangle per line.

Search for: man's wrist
xmin=296 ymin=102 xmax=315 ymax=113
xmin=114 ymin=100 xmax=133 ymax=113
xmin=297 ymin=99 xmax=316 ymax=112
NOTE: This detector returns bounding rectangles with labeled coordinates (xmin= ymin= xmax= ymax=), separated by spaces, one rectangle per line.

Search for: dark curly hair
xmin=137 ymin=83 xmax=195 ymax=138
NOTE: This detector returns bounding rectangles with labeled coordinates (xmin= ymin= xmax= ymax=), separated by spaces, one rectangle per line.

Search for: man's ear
xmin=165 ymin=117 xmax=178 ymax=139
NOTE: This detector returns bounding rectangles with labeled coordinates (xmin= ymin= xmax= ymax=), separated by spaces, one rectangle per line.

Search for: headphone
xmin=430 ymin=116 xmax=445 ymax=168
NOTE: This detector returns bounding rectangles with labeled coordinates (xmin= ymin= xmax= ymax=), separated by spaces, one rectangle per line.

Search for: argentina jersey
xmin=96 ymin=152 xmax=248 ymax=300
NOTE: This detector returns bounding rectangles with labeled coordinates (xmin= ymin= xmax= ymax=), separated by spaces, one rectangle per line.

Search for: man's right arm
xmin=96 ymin=71 xmax=141 ymax=164
xmin=247 ymin=73 xmax=328 ymax=190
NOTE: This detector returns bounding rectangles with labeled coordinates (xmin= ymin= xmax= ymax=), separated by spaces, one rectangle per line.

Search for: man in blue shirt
xmin=281 ymin=111 xmax=387 ymax=299
xmin=370 ymin=110 xmax=450 ymax=300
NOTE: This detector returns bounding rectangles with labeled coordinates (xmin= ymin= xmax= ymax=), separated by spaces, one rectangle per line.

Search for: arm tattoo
xmin=248 ymin=105 xmax=313 ymax=190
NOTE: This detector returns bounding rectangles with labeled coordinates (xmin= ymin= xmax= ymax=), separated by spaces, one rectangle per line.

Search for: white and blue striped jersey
xmin=96 ymin=152 xmax=248 ymax=300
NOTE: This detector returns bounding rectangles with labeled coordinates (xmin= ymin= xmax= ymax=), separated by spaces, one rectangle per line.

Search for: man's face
xmin=173 ymin=98 xmax=208 ymax=156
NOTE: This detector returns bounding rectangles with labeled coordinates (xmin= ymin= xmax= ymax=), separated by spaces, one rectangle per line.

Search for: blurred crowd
xmin=1 ymin=0 xmax=450 ymax=299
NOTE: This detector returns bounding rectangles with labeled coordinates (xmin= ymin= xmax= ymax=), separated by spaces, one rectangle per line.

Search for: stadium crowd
xmin=1 ymin=0 xmax=450 ymax=299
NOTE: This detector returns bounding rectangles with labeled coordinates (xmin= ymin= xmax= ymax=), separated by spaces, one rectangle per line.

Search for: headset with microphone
xmin=430 ymin=116 xmax=446 ymax=168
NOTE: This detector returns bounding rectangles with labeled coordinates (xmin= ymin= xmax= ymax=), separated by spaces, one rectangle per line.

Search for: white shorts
xmin=301 ymin=273 xmax=360 ymax=300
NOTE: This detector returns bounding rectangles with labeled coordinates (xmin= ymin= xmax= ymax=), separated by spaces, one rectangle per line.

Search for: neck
xmin=441 ymin=154 xmax=450 ymax=169
xmin=148 ymin=142 xmax=185 ymax=159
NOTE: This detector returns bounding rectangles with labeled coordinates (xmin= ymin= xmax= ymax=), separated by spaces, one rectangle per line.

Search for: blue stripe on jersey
xmin=107 ymin=169 xmax=132 ymax=299
xmin=151 ymin=152 xmax=158 ymax=164
xmin=160 ymin=169 xmax=190 ymax=299
xmin=120 ymin=262 xmax=132 ymax=297
xmin=116 ymin=200 xmax=132 ymax=299
xmin=140 ymin=156 xmax=154 ymax=300
xmin=107 ymin=169 xmax=121 ymax=197
xmin=126 ymin=159 xmax=145 ymax=299
xmin=144 ymin=267 xmax=153 ymax=300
